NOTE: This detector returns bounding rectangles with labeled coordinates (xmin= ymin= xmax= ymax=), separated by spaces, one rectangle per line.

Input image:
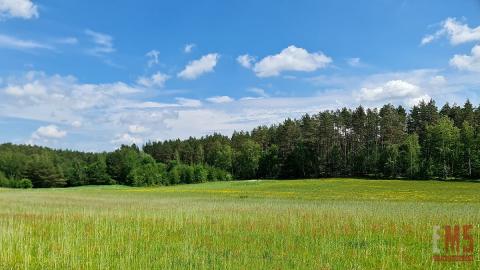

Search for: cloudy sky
xmin=0 ymin=0 xmax=479 ymax=151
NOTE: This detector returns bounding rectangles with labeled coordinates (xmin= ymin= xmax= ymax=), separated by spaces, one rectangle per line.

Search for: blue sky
xmin=1 ymin=0 xmax=480 ymax=151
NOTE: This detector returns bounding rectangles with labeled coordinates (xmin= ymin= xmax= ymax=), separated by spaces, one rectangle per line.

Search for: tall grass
xmin=0 ymin=179 xmax=478 ymax=269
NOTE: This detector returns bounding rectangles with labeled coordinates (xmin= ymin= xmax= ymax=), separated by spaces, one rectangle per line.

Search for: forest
xmin=1 ymin=99 xmax=480 ymax=188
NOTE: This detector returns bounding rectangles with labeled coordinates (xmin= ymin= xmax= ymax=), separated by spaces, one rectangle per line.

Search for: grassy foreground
xmin=0 ymin=179 xmax=479 ymax=269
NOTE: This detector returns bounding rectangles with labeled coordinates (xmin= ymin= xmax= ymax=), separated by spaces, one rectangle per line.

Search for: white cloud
xmin=247 ymin=87 xmax=269 ymax=97
xmin=1 ymin=71 xmax=140 ymax=116
xmin=347 ymin=57 xmax=361 ymax=67
xmin=133 ymin=101 xmax=180 ymax=109
xmin=111 ymin=133 xmax=142 ymax=145
xmin=406 ymin=94 xmax=432 ymax=107
xmin=163 ymin=93 xmax=357 ymax=140
xmin=421 ymin=17 xmax=480 ymax=45
xmin=430 ymin=75 xmax=447 ymax=85
xmin=71 ymin=120 xmax=82 ymax=128
xmin=178 ymin=53 xmax=219 ymax=80
xmin=0 ymin=0 xmax=38 ymax=19
xmin=252 ymin=46 xmax=332 ymax=77
xmin=450 ymin=44 xmax=480 ymax=72
xmin=146 ymin=50 xmax=159 ymax=67
xmin=1 ymin=69 xmax=477 ymax=151
xmin=184 ymin=43 xmax=195 ymax=53
xmin=357 ymin=80 xmax=421 ymax=102
xmin=85 ymin=29 xmax=115 ymax=55
xmin=136 ymin=72 xmax=170 ymax=88
xmin=128 ymin=125 xmax=147 ymax=134
xmin=0 ymin=34 xmax=51 ymax=50
xmin=56 ymin=37 xmax=78 ymax=45
xmin=420 ymin=35 xmax=436 ymax=46
xmin=312 ymin=69 xmax=468 ymax=108
xmin=237 ymin=54 xmax=255 ymax=69
xmin=0 ymin=72 xmax=151 ymax=149
xmin=4 ymin=82 xmax=46 ymax=97
xmin=176 ymin=97 xmax=202 ymax=107
xmin=33 ymin=125 xmax=67 ymax=139
xmin=206 ymin=96 xmax=234 ymax=104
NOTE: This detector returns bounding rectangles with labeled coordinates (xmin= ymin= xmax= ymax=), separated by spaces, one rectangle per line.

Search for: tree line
xmin=143 ymin=99 xmax=480 ymax=180
xmin=0 ymin=144 xmax=231 ymax=188
xmin=1 ymin=99 xmax=479 ymax=188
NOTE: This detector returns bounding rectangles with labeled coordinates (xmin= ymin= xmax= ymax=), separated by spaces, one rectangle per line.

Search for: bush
xmin=207 ymin=167 xmax=217 ymax=181
xmin=0 ymin=171 xmax=11 ymax=187
xmin=193 ymin=165 xmax=208 ymax=183
xmin=167 ymin=164 xmax=231 ymax=184
xmin=168 ymin=166 xmax=181 ymax=185
xmin=16 ymin=179 xmax=33 ymax=189
xmin=215 ymin=168 xmax=228 ymax=181
xmin=180 ymin=165 xmax=195 ymax=184
xmin=127 ymin=163 xmax=166 ymax=187
xmin=0 ymin=171 xmax=32 ymax=188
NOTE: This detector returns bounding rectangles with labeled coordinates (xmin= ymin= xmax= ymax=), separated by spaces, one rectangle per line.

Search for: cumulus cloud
xmin=359 ymin=80 xmax=420 ymax=101
xmin=0 ymin=71 xmax=153 ymax=149
xmin=406 ymin=94 xmax=432 ymax=107
xmin=32 ymin=125 xmax=67 ymax=139
xmin=184 ymin=43 xmax=195 ymax=53
xmin=311 ymin=68 xmax=470 ymax=108
xmin=0 ymin=0 xmax=38 ymax=19
xmin=237 ymin=54 xmax=255 ymax=69
xmin=247 ymin=87 xmax=269 ymax=97
xmin=450 ymin=44 xmax=480 ymax=72
xmin=146 ymin=50 xmax=159 ymax=67
xmin=0 ymin=34 xmax=51 ymax=50
xmin=1 ymin=71 xmax=140 ymax=119
xmin=178 ymin=53 xmax=219 ymax=80
xmin=357 ymin=80 xmax=421 ymax=102
xmin=421 ymin=17 xmax=480 ymax=45
xmin=252 ymin=46 xmax=331 ymax=77
xmin=136 ymin=72 xmax=170 ymax=88
xmin=351 ymin=70 xmax=454 ymax=107
xmin=4 ymin=80 xmax=47 ymax=97
xmin=206 ymin=96 xmax=234 ymax=104
xmin=1 ymin=68 xmax=476 ymax=151
xmin=111 ymin=133 xmax=142 ymax=145
xmin=85 ymin=29 xmax=115 ymax=55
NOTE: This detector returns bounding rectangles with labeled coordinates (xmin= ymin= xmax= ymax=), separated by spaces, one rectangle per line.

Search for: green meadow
xmin=0 ymin=178 xmax=479 ymax=269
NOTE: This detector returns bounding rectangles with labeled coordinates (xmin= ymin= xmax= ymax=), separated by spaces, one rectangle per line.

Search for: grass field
xmin=0 ymin=178 xmax=479 ymax=269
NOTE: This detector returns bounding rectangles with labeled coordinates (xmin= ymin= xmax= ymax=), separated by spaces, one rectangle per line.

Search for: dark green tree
xmin=25 ymin=155 xmax=66 ymax=187
xmin=400 ymin=133 xmax=421 ymax=178
xmin=425 ymin=117 xmax=461 ymax=179
xmin=233 ymin=139 xmax=261 ymax=179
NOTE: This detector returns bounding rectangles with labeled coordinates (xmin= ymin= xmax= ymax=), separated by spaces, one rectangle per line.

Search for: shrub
xmin=167 ymin=164 xmax=231 ymax=184
xmin=0 ymin=172 xmax=32 ymax=188
xmin=16 ymin=179 xmax=33 ymax=189
xmin=0 ymin=171 xmax=11 ymax=187
xmin=168 ymin=166 xmax=181 ymax=185
xmin=215 ymin=168 xmax=227 ymax=181
xmin=207 ymin=167 xmax=217 ymax=181
xmin=127 ymin=163 xmax=166 ymax=187
xmin=193 ymin=165 xmax=208 ymax=183
xmin=180 ymin=165 xmax=195 ymax=184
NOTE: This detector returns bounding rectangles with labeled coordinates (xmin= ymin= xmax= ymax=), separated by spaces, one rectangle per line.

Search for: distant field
xmin=0 ymin=179 xmax=479 ymax=269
